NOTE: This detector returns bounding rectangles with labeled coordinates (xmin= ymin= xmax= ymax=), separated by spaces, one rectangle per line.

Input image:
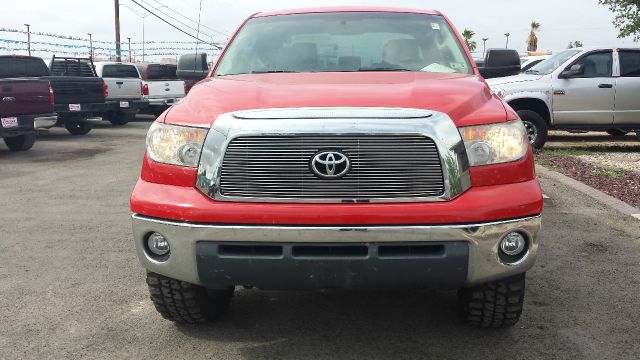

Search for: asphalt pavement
xmin=1 ymin=119 xmax=639 ymax=359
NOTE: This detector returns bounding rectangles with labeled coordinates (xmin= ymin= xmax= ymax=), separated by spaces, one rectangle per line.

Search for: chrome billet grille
xmin=218 ymin=136 xmax=445 ymax=201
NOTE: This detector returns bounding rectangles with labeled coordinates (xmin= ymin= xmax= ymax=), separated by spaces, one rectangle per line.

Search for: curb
xmin=536 ymin=164 xmax=640 ymax=220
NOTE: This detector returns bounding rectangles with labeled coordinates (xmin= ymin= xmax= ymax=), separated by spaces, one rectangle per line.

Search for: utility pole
xmin=504 ymin=33 xmax=511 ymax=48
xmin=24 ymin=24 xmax=31 ymax=56
xmin=114 ymin=0 xmax=122 ymax=62
xmin=127 ymin=37 xmax=132 ymax=62
xmin=482 ymin=38 xmax=489 ymax=58
xmin=87 ymin=33 xmax=93 ymax=60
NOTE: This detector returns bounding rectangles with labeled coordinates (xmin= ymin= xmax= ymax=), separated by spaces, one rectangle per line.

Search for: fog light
xmin=147 ymin=233 xmax=170 ymax=256
xmin=500 ymin=232 xmax=526 ymax=256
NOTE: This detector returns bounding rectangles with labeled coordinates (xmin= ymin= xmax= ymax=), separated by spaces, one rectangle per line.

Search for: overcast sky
xmin=1 ymin=0 xmax=637 ymax=61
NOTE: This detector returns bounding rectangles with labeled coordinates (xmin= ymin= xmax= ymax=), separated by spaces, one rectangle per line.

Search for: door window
xmin=619 ymin=50 xmax=640 ymax=77
xmin=572 ymin=51 xmax=612 ymax=78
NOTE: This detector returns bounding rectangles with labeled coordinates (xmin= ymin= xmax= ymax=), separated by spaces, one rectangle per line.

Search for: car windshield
xmin=215 ymin=12 xmax=473 ymax=76
xmin=525 ymin=50 xmax=581 ymax=75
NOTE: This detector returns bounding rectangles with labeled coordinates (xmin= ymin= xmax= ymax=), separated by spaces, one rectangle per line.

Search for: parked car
xmin=520 ymin=55 xmax=551 ymax=72
xmin=488 ymin=47 xmax=640 ymax=148
xmin=0 ymin=56 xmax=57 ymax=151
xmin=93 ymin=62 xmax=148 ymax=125
xmin=136 ymin=63 xmax=185 ymax=116
xmin=47 ymin=56 xmax=109 ymax=135
xmin=131 ymin=7 xmax=543 ymax=328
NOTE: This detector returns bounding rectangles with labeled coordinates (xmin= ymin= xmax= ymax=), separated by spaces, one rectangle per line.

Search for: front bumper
xmin=132 ymin=214 xmax=541 ymax=289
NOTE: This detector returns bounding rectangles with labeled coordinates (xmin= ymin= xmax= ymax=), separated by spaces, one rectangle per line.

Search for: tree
xmin=462 ymin=29 xmax=478 ymax=52
xmin=599 ymin=0 xmax=640 ymax=41
xmin=527 ymin=21 xmax=541 ymax=52
xmin=567 ymin=40 xmax=584 ymax=48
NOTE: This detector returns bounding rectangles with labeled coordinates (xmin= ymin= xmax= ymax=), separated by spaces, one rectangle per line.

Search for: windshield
xmin=215 ymin=12 xmax=473 ymax=76
xmin=525 ymin=50 xmax=580 ymax=75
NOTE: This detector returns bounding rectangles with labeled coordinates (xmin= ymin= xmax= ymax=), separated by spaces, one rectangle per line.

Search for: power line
xmin=129 ymin=0 xmax=222 ymax=49
xmin=135 ymin=0 xmax=218 ymax=41
xmin=147 ymin=0 xmax=230 ymax=37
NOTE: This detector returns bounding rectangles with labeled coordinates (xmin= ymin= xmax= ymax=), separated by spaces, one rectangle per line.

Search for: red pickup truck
xmin=131 ymin=7 xmax=543 ymax=328
xmin=0 ymin=58 xmax=57 ymax=151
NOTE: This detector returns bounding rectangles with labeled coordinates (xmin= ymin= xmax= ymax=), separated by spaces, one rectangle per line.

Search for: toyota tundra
xmin=130 ymin=7 xmax=543 ymax=328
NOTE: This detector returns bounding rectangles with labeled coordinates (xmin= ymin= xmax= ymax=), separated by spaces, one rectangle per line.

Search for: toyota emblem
xmin=310 ymin=150 xmax=351 ymax=179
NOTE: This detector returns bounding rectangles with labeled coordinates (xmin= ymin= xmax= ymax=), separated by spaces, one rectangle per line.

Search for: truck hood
xmin=165 ymin=72 xmax=510 ymax=128
xmin=486 ymin=73 xmax=544 ymax=88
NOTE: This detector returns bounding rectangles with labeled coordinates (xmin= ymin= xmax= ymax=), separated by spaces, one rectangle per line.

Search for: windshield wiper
xmin=250 ymin=70 xmax=298 ymax=74
xmin=357 ymin=67 xmax=413 ymax=72
xmin=524 ymin=69 xmax=540 ymax=74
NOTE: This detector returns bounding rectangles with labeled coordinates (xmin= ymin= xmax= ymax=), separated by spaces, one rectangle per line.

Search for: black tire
xmin=64 ymin=121 xmax=92 ymax=135
xmin=606 ymin=129 xmax=629 ymax=137
xmin=3 ymin=133 xmax=36 ymax=151
xmin=146 ymin=272 xmax=234 ymax=324
xmin=458 ymin=273 xmax=526 ymax=328
xmin=107 ymin=111 xmax=135 ymax=126
xmin=517 ymin=110 xmax=548 ymax=150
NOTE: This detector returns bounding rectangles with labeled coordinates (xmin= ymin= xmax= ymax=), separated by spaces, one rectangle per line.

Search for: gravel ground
xmin=1 ymin=119 xmax=640 ymax=359
xmin=577 ymin=153 xmax=640 ymax=174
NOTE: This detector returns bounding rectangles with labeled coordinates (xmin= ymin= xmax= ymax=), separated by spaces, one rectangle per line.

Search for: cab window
xmin=619 ymin=50 xmax=640 ymax=77
xmin=572 ymin=51 xmax=612 ymax=78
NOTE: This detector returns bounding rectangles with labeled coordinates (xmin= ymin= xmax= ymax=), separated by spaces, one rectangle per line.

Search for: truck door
xmin=614 ymin=49 xmax=640 ymax=125
xmin=552 ymin=50 xmax=615 ymax=125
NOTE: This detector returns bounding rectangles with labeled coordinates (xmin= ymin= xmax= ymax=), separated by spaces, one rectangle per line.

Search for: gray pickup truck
xmin=488 ymin=47 xmax=640 ymax=149
xmin=94 ymin=62 xmax=148 ymax=125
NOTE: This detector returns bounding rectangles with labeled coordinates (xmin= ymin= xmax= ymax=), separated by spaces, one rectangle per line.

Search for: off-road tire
xmin=606 ymin=129 xmax=629 ymax=137
xmin=107 ymin=111 xmax=135 ymax=126
xmin=458 ymin=273 xmax=526 ymax=328
xmin=517 ymin=110 xmax=548 ymax=150
xmin=64 ymin=121 xmax=92 ymax=135
xmin=3 ymin=133 xmax=36 ymax=151
xmin=146 ymin=272 xmax=234 ymax=324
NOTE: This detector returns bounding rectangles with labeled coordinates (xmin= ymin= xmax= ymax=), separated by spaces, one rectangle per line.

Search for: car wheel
xmin=3 ymin=133 xmax=36 ymax=151
xmin=146 ymin=272 xmax=234 ymax=324
xmin=108 ymin=111 xmax=135 ymax=126
xmin=517 ymin=110 xmax=548 ymax=150
xmin=64 ymin=122 xmax=92 ymax=135
xmin=606 ymin=129 xmax=629 ymax=137
xmin=458 ymin=273 xmax=526 ymax=328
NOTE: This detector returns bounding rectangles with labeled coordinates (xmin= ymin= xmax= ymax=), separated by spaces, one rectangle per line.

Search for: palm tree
xmin=567 ymin=40 xmax=584 ymax=49
xmin=462 ymin=29 xmax=478 ymax=52
xmin=482 ymin=38 xmax=489 ymax=57
xmin=527 ymin=21 xmax=541 ymax=52
xmin=505 ymin=33 xmax=511 ymax=48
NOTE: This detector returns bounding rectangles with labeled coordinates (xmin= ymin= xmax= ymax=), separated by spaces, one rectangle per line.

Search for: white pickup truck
xmin=487 ymin=47 xmax=640 ymax=149
xmin=94 ymin=62 xmax=149 ymax=125
xmin=136 ymin=63 xmax=185 ymax=117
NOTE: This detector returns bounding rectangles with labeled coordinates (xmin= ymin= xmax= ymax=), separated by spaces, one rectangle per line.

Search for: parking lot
xmin=0 ymin=118 xmax=639 ymax=359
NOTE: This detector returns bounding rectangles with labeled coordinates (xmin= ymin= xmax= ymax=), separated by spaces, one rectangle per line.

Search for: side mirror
xmin=559 ymin=64 xmax=584 ymax=79
xmin=478 ymin=49 xmax=521 ymax=79
xmin=176 ymin=53 xmax=209 ymax=81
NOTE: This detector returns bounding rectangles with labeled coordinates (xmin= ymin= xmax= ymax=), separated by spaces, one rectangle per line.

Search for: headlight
xmin=459 ymin=120 xmax=529 ymax=166
xmin=146 ymin=122 xmax=208 ymax=167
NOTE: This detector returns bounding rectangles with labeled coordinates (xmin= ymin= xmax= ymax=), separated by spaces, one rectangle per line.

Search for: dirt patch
xmin=537 ymin=153 xmax=640 ymax=208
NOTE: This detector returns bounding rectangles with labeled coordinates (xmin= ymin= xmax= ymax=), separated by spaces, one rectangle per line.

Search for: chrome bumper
xmin=34 ymin=115 xmax=58 ymax=129
xmin=132 ymin=214 xmax=541 ymax=287
xmin=148 ymin=98 xmax=182 ymax=106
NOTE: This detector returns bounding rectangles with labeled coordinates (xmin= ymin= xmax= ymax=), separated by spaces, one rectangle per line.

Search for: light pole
xmin=120 ymin=3 xmax=166 ymax=63
xmin=504 ymin=33 xmax=511 ymax=48
xmin=88 ymin=33 xmax=93 ymax=60
xmin=482 ymin=38 xmax=489 ymax=58
xmin=114 ymin=0 xmax=122 ymax=61
xmin=24 ymin=24 xmax=31 ymax=56
xmin=127 ymin=37 xmax=132 ymax=62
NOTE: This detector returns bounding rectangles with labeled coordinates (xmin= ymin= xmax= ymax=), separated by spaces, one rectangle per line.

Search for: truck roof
xmin=254 ymin=6 xmax=441 ymax=18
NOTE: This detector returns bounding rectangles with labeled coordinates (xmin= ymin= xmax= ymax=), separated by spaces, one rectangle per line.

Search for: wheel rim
xmin=523 ymin=121 xmax=538 ymax=143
